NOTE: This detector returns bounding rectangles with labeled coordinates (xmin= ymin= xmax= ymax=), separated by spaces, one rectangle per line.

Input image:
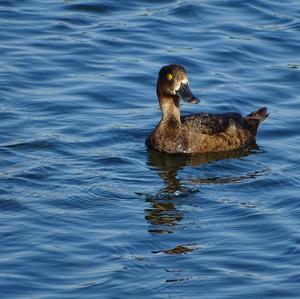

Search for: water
xmin=1 ymin=0 xmax=300 ymax=298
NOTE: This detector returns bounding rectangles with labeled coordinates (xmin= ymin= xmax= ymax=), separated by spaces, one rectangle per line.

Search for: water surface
xmin=1 ymin=0 xmax=300 ymax=298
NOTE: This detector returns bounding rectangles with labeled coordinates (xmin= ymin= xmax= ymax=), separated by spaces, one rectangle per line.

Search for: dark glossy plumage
xmin=146 ymin=64 xmax=268 ymax=154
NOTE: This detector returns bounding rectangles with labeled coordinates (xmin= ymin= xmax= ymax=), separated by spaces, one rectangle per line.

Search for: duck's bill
xmin=177 ymin=83 xmax=200 ymax=104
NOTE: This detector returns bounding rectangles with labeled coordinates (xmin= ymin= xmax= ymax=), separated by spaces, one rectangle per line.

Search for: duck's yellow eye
xmin=166 ymin=73 xmax=173 ymax=81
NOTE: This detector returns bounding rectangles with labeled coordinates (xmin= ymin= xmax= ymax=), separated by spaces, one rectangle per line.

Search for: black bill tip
xmin=177 ymin=83 xmax=200 ymax=104
xmin=187 ymin=96 xmax=200 ymax=104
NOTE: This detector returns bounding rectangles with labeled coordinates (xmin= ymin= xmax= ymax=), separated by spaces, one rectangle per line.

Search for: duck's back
xmin=181 ymin=112 xmax=244 ymax=135
xmin=181 ymin=108 xmax=268 ymax=153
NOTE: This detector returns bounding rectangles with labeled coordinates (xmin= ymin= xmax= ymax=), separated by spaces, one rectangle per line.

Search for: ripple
xmin=152 ymin=243 xmax=206 ymax=255
xmin=65 ymin=2 xmax=121 ymax=15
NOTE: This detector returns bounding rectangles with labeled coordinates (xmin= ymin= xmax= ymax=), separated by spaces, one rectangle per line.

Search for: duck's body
xmin=146 ymin=108 xmax=268 ymax=154
xmin=146 ymin=64 xmax=268 ymax=154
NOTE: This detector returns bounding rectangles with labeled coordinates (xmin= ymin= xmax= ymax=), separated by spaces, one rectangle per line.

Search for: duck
xmin=146 ymin=64 xmax=269 ymax=154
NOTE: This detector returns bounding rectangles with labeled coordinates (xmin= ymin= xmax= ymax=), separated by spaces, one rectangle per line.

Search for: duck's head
xmin=156 ymin=64 xmax=200 ymax=105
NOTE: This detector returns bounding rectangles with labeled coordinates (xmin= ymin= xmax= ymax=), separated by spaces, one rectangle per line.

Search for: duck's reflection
xmin=147 ymin=145 xmax=258 ymax=192
xmin=145 ymin=201 xmax=183 ymax=234
xmin=145 ymin=144 xmax=260 ymax=233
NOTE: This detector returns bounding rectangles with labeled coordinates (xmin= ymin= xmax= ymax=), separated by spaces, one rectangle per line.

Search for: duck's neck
xmin=158 ymin=95 xmax=181 ymax=124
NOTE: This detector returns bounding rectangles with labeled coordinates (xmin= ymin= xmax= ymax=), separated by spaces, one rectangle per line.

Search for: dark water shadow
xmin=145 ymin=144 xmax=263 ymax=234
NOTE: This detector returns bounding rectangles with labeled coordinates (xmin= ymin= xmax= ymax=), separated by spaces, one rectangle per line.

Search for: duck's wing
xmin=181 ymin=112 xmax=244 ymax=135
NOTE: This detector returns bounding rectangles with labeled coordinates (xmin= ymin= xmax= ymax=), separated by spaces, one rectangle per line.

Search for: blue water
xmin=1 ymin=0 xmax=300 ymax=298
